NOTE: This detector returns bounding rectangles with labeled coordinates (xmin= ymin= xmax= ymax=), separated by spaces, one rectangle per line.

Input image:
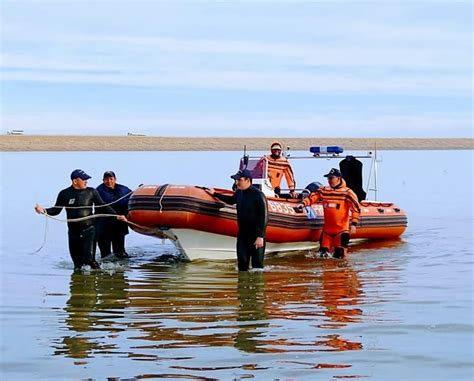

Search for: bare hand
xmin=34 ymin=203 xmax=45 ymax=214
xmin=117 ymin=215 xmax=128 ymax=222
xmin=254 ymin=237 xmax=264 ymax=249
xmin=289 ymin=191 xmax=298 ymax=199
xmin=350 ymin=225 xmax=357 ymax=235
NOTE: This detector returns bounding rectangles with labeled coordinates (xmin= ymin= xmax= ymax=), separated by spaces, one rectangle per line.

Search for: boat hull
xmin=128 ymin=184 xmax=407 ymax=260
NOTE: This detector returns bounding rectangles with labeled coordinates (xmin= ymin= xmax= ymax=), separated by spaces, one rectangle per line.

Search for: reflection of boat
xmin=128 ymin=147 xmax=407 ymax=260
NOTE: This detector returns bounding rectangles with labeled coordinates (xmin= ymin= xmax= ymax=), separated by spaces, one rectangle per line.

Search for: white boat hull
xmin=167 ymin=228 xmax=319 ymax=261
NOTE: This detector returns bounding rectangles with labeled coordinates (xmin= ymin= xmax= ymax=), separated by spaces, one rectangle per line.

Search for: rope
xmin=30 ymin=215 xmax=49 ymax=254
xmin=44 ymin=189 xmax=135 ymax=210
xmin=40 ymin=211 xmax=149 ymax=230
xmin=41 ymin=212 xmax=119 ymax=223
xmin=158 ymin=185 xmax=168 ymax=213
xmin=32 ymin=212 xmax=157 ymax=253
xmin=33 ymin=186 xmax=168 ymax=253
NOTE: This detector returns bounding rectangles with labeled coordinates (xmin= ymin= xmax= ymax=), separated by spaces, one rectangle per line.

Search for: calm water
xmin=0 ymin=150 xmax=473 ymax=380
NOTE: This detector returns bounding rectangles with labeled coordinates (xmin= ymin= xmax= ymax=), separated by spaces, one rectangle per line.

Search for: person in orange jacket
xmin=264 ymin=141 xmax=297 ymax=198
xmin=297 ymin=168 xmax=361 ymax=258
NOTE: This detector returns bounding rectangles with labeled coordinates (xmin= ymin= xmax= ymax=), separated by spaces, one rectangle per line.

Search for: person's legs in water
xmin=319 ymin=231 xmax=333 ymax=258
xmin=333 ymin=232 xmax=350 ymax=259
xmin=236 ymin=236 xmax=251 ymax=271
xmin=80 ymin=226 xmax=100 ymax=269
xmin=98 ymin=236 xmax=112 ymax=258
xmin=250 ymin=240 xmax=265 ymax=269
xmin=112 ymin=234 xmax=129 ymax=258
xmin=97 ymin=220 xmax=113 ymax=258
xmin=68 ymin=231 xmax=84 ymax=270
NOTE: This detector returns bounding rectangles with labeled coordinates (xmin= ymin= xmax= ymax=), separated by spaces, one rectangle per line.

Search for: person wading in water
xmin=34 ymin=169 xmax=127 ymax=271
xmin=205 ymin=169 xmax=268 ymax=271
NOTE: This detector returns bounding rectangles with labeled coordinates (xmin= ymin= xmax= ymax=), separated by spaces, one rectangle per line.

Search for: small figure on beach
xmin=296 ymin=168 xmax=361 ymax=259
xmin=264 ymin=141 xmax=297 ymax=198
xmin=34 ymin=169 xmax=127 ymax=271
xmin=205 ymin=169 xmax=268 ymax=271
xmin=96 ymin=171 xmax=132 ymax=259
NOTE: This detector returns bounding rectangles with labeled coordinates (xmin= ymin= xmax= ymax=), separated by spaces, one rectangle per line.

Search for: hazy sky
xmin=1 ymin=1 xmax=472 ymax=137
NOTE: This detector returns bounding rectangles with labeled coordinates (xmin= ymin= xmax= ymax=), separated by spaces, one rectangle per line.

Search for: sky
xmin=0 ymin=1 xmax=472 ymax=138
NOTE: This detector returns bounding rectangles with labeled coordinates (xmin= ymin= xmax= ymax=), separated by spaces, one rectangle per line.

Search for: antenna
xmin=366 ymin=141 xmax=378 ymax=200
xmin=243 ymin=145 xmax=249 ymax=167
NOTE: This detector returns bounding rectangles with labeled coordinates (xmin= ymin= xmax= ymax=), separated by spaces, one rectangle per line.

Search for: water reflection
xmin=52 ymin=254 xmax=376 ymax=363
xmin=316 ymin=260 xmax=364 ymax=351
xmin=234 ymin=272 xmax=268 ymax=353
xmin=54 ymin=270 xmax=129 ymax=360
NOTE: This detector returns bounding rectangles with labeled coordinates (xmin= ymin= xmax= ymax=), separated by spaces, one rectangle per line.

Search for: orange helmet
xmin=270 ymin=141 xmax=282 ymax=150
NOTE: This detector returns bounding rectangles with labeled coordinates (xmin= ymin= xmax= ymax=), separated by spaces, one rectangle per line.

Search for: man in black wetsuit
xmin=34 ymin=169 xmax=127 ymax=271
xmin=206 ymin=169 xmax=268 ymax=271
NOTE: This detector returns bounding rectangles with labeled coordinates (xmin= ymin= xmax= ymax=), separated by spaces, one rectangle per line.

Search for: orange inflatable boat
xmin=127 ymin=147 xmax=407 ymax=260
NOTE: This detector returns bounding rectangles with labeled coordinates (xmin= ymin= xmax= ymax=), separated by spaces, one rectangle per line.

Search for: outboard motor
xmin=339 ymin=156 xmax=367 ymax=201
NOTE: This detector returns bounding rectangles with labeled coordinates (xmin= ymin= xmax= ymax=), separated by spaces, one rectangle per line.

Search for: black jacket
xmin=214 ymin=186 xmax=268 ymax=239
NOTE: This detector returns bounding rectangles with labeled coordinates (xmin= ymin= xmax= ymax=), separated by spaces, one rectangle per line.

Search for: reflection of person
xmin=264 ymin=141 xmax=296 ymax=198
xmin=34 ymin=169 xmax=126 ymax=270
xmin=56 ymin=270 xmax=130 ymax=359
xmin=206 ymin=169 xmax=268 ymax=271
xmin=297 ymin=168 xmax=360 ymax=258
xmin=96 ymin=171 xmax=132 ymax=259
xmin=234 ymin=271 xmax=267 ymax=353
xmin=318 ymin=260 xmax=363 ymax=351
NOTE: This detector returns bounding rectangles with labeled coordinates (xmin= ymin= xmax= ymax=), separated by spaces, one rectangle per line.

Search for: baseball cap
xmin=230 ymin=169 xmax=252 ymax=180
xmin=70 ymin=169 xmax=91 ymax=180
xmin=324 ymin=168 xmax=342 ymax=178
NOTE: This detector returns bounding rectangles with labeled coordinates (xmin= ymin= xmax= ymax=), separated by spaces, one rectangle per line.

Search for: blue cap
xmin=324 ymin=168 xmax=342 ymax=177
xmin=70 ymin=169 xmax=91 ymax=180
xmin=230 ymin=169 xmax=252 ymax=180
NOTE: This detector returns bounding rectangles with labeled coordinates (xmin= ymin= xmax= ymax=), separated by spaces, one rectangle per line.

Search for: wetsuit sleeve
xmin=302 ymin=190 xmax=321 ymax=207
xmin=347 ymin=189 xmax=361 ymax=225
xmin=92 ymin=189 xmax=118 ymax=215
xmin=255 ymin=191 xmax=268 ymax=238
xmin=44 ymin=191 xmax=66 ymax=216
xmin=213 ymin=192 xmax=237 ymax=205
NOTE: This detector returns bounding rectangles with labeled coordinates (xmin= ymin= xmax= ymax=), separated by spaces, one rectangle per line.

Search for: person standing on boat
xmin=264 ymin=141 xmax=297 ymax=198
xmin=96 ymin=171 xmax=132 ymax=259
xmin=297 ymin=168 xmax=361 ymax=259
xmin=205 ymin=169 xmax=268 ymax=271
xmin=34 ymin=169 xmax=127 ymax=271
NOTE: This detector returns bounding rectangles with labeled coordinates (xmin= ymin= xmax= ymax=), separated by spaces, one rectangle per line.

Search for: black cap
xmin=103 ymin=171 xmax=116 ymax=179
xmin=324 ymin=168 xmax=342 ymax=177
xmin=70 ymin=169 xmax=91 ymax=180
xmin=230 ymin=169 xmax=252 ymax=180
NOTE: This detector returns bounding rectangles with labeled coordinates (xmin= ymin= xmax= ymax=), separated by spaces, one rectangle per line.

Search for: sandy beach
xmin=0 ymin=135 xmax=472 ymax=151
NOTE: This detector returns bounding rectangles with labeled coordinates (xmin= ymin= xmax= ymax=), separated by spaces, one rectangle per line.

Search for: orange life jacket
xmin=264 ymin=155 xmax=296 ymax=191
xmin=302 ymin=178 xmax=360 ymax=233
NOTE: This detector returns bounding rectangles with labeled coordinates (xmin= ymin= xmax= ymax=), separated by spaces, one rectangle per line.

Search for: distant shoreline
xmin=1 ymin=135 xmax=473 ymax=151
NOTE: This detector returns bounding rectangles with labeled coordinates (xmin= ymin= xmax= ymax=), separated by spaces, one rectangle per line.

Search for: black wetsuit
xmin=45 ymin=186 xmax=116 ymax=269
xmin=214 ymin=186 xmax=268 ymax=271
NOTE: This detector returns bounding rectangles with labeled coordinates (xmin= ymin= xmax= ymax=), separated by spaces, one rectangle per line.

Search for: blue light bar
xmin=310 ymin=146 xmax=344 ymax=154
